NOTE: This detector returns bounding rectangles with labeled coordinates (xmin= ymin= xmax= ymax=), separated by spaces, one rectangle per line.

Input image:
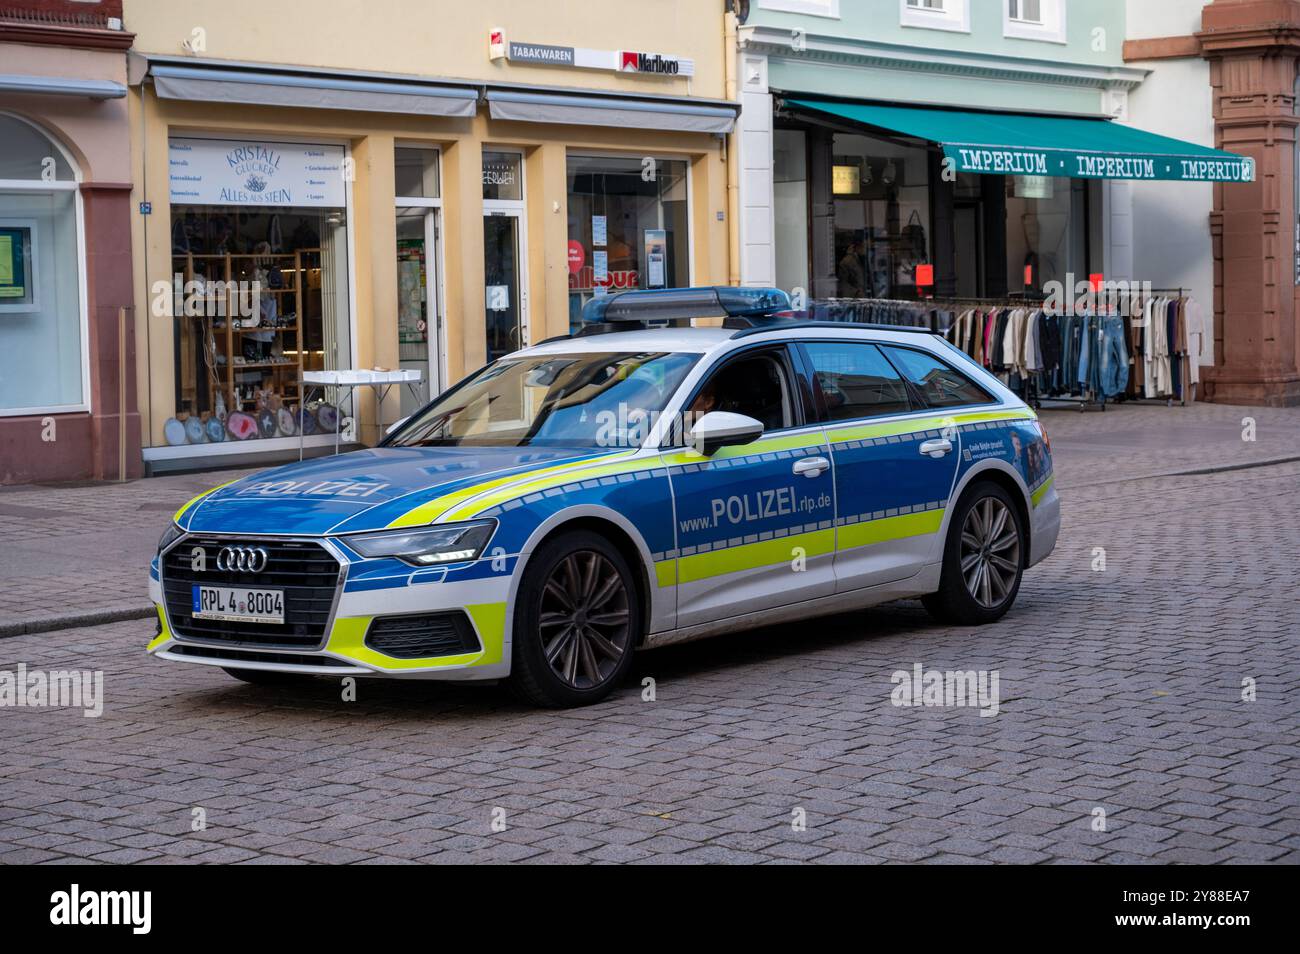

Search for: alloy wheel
xmin=538 ymin=550 xmax=631 ymax=690
xmin=959 ymin=497 xmax=1021 ymax=609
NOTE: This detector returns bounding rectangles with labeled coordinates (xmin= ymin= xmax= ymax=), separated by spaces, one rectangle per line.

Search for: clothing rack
xmin=1116 ymin=287 xmax=1191 ymax=407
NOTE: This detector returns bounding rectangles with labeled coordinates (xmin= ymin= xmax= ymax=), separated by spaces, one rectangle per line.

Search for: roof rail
xmin=729 ymin=320 xmax=943 ymax=339
xmin=579 ymin=286 xmax=791 ymax=332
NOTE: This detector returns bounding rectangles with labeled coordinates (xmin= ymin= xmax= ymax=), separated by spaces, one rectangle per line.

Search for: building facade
xmin=0 ymin=0 xmax=138 ymax=483
xmin=731 ymin=0 xmax=1291 ymax=404
xmin=123 ymin=0 xmax=736 ymax=471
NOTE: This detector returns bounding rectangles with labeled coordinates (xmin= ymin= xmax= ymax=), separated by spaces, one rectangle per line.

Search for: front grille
xmin=168 ymin=645 xmax=353 ymax=668
xmin=162 ymin=536 xmax=342 ymax=649
xmin=365 ymin=612 xmax=480 ymax=659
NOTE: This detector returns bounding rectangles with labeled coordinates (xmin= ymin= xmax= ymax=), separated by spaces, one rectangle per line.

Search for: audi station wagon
xmin=149 ymin=287 xmax=1060 ymax=707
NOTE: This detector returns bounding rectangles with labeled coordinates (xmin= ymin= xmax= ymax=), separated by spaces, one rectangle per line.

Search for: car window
xmin=387 ymin=351 xmax=698 ymax=448
xmin=803 ymin=342 xmax=911 ymax=420
xmin=881 ymin=345 xmax=994 ymax=409
xmin=687 ymin=350 xmax=795 ymax=434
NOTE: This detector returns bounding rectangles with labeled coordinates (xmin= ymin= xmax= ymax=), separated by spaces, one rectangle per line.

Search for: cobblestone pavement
xmin=0 ymin=442 xmax=1295 ymax=862
xmin=1 ymin=400 xmax=1297 ymax=635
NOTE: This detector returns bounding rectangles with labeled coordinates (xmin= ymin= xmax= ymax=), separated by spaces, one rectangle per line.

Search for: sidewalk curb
xmin=1059 ymin=453 xmax=1300 ymax=491
xmin=0 ymin=605 xmax=154 ymax=639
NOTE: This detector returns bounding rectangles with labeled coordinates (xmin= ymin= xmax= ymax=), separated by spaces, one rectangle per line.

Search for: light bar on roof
xmin=580 ymin=286 xmax=792 ymax=325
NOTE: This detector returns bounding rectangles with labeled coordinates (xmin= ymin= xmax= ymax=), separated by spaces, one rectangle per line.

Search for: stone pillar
xmin=1199 ymin=0 xmax=1300 ymax=406
xmin=808 ymin=127 xmax=837 ymax=299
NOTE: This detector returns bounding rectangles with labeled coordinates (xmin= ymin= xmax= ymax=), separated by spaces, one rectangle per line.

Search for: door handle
xmin=792 ymin=456 xmax=830 ymax=478
xmin=919 ymin=439 xmax=952 ymax=458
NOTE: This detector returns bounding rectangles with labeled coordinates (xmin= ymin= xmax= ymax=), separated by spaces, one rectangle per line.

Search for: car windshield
xmin=387 ymin=351 xmax=700 ymax=448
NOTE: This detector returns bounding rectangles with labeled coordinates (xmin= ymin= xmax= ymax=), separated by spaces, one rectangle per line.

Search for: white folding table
xmin=298 ymin=368 xmax=424 ymax=459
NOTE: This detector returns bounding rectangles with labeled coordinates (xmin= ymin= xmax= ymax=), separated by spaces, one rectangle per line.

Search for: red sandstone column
xmin=1200 ymin=0 xmax=1300 ymax=406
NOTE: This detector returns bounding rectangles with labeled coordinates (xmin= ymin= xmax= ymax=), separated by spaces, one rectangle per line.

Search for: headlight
xmin=158 ymin=523 xmax=183 ymax=554
xmin=341 ymin=519 xmax=496 ymax=566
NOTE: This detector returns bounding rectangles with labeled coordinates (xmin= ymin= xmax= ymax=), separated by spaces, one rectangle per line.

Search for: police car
xmin=149 ymin=287 xmax=1059 ymax=707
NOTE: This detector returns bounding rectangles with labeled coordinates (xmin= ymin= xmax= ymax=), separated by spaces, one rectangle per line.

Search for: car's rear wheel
xmin=510 ymin=530 xmax=640 ymax=707
xmin=221 ymin=667 xmax=316 ymax=687
xmin=922 ymin=482 xmax=1025 ymax=625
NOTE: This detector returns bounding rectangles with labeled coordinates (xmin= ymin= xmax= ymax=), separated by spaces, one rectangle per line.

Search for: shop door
xmin=954 ymin=202 xmax=983 ymax=298
xmin=396 ymin=206 xmax=442 ymax=416
xmin=483 ymin=210 xmax=527 ymax=363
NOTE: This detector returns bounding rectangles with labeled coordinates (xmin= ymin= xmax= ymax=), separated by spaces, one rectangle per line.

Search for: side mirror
xmin=688 ymin=411 xmax=764 ymax=456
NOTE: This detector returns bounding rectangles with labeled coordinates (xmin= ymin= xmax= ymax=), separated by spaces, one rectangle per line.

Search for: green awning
xmin=788 ymin=99 xmax=1255 ymax=183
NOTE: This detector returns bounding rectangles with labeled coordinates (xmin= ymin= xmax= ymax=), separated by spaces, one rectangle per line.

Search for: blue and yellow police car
xmin=149 ymin=287 xmax=1059 ymax=706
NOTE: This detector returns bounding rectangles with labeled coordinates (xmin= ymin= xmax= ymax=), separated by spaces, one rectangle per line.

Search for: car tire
xmin=221 ymin=667 xmax=316 ymax=687
xmin=922 ymin=481 xmax=1025 ymax=625
xmin=509 ymin=530 xmax=641 ymax=708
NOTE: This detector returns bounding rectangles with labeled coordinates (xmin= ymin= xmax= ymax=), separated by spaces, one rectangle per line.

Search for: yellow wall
xmin=125 ymin=3 xmax=731 ymax=449
xmin=121 ymin=0 xmax=725 ymax=98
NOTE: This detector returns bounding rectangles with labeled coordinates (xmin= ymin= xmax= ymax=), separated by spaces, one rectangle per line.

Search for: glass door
xmin=396 ymin=206 xmax=441 ymax=416
xmin=483 ymin=211 xmax=524 ymax=363
xmin=482 ymin=150 xmax=527 ymax=364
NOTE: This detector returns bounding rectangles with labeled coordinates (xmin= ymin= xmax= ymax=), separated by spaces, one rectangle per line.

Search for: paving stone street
xmin=0 ymin=401 xmax=1297 ymax=863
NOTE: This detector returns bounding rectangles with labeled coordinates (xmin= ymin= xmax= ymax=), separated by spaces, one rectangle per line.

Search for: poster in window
xmin=0 ymin=223 xmax=35 ymax=310
xmin=592 ymin=215 xmax=607 ymax=247
xmin=644 ymin=229 xmax=667 ymax=288
xmin=396 ymin=238 xmax=427 ymax=344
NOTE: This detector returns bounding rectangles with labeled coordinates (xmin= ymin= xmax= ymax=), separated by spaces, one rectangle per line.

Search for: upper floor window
xmin=1008 ymin=0 xmax=1041 ymax=22
xmin=1004 ymin=0 xmax=1065 ymax=43
xmin=900 ymin=0 xmax=969 ymax=34
xmin=758 ymin=0 xmax=840 ymax=17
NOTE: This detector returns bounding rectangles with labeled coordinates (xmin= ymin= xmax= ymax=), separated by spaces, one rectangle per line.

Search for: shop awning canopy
xmin=788 ymin=98 xmax=1255 ymax=183
xmin=151 ymin=64 xmax=478 ymax=118
xmin=0 ymin=73 xmax=125 ymax=99
xmin=486 ymin=89 xmax=737 ymax=134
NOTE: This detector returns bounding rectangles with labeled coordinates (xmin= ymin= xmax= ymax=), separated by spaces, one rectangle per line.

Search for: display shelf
xmin=172 ymin=250 xmax=316 ymax=418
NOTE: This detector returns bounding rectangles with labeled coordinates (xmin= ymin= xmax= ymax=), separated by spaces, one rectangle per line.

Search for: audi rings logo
xmin=216 ymin=545 xmax=270 ymax=573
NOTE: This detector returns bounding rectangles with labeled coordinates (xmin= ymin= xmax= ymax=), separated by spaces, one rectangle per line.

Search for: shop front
xmin=771 ymin=98 xmax=1252 ymax=304
xmin=734 ymin=4 xmax=1254 ymax=409
xmin=0 ymin=4 xmax=136 ymax=484
xmin=128 ymin=46 xmax=735 ymax=472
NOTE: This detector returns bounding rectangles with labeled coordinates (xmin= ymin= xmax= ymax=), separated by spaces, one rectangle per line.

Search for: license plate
xmin=191 ymin=584 xmax=284 ymax=624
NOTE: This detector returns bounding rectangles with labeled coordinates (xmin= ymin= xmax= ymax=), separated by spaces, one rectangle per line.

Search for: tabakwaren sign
xmin=503 ymin=38 xmax=694 ymax=77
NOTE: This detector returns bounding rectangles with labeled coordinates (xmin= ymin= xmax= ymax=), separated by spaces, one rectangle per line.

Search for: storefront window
xmin=566 ymin=154 xmax=689 ymax=333
xmin=165 ymin=137 xmax=351 ymax=445
xmin=0 ymin=114 xmax=84 ymax=415
xmin=396 ymin=145 xmax=442 ymax=412
xmin=774 ymin=129 xmax=809 ymax=296
xmin=483 ymin=151 xmax=525 ymax=363
xmin=395 ymin=147 xmax=440 ymax=200
xmin=831 ymin=133 xmax=931 ymax=299
xmin=1005 ymin=175 xmax=1088 ymax=291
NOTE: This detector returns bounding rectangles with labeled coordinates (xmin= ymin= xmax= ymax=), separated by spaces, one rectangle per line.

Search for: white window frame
xmin=394 ymin=143 xmax=446 ymax=398
xmin=566 ymin=150 xmax=696 ymax=293
xmin=1003 ymin=0 xmax=1066 ymax=44
xmin=900 ymin=0 xmax=970 ymax=34
xmin=0 ymin=112 xmax=90 ymax=419
xmin=758 ymin=0 xmax=840 ymax=18
xmin=482 ymin=148 xmax=529 ymax=351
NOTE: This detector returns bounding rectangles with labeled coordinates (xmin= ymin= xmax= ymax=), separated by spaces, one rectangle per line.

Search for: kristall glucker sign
xmin=168 ymin=137 xmax=347 ymax=207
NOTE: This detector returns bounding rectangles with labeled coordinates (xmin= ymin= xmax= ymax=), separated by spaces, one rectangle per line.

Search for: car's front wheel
xmin=510 ymin=530 xmax=640 ymax=707
xmin=923 ymin=482 xmax=1025 ymax=625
